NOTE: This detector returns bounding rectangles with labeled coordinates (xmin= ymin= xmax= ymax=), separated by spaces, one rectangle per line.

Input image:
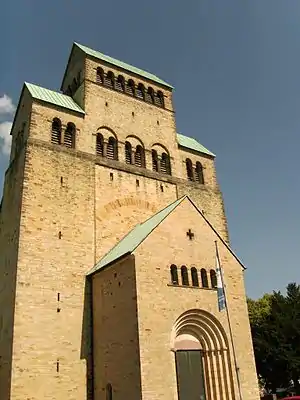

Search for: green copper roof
xmin=25 ymin=82 xmax=85 ymax=114
xmin=88 ymin=196 xmax=186 ymax=275
xmin=177 ymin=133 xmax=215 ymax=157
xmin=74 ymin=42 xmax=173 ymax=89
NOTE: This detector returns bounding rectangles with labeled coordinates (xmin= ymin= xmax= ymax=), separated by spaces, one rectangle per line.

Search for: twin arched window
xmin=186 ymin=158 xmax=204 ymax=184
xmin=51 ymin=119 xmax=75 ymax=149
xmin=170 ymin=265 xmax=217 ymax=289
xmin=124 ymin=140 xmax=145 ymax=168
xmin=96 ymin=130 xmax=118 ymax=160
xmin=151 ymin=148 xmax=171 ymax=175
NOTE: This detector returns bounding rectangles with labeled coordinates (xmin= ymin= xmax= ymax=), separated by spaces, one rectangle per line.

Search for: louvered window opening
xmin=51 ymin=128 xmax=61 ymax=145
xmin=115 ymin=80 xmax=124 ymax=92
xmin=135 ymin=147 xmax=144 ymax=167
xmin=64 ymin=129 xmax=74 ymax=149
xmin=136 ymin=88 xmax=144 ymax=100
xmin=125 ymin=142 xmax=132 ymax=164
xmin=152 ymin=151 xmax=159 ymax=172
xmin=145 ymin=92 xmax=153 ymax=103
xmin=96 ymin=135 xmax=104 ymax=156
xmin=107 ymin=139 xmax=116 ymax=160
xmin=104 ymin=75 xmax=114 ymax=88
xmin=126 ymin=82 xmax=134 ymax=95
xmin=195 ymin=163 xmax=204 ymax=184
xmin=186 ymin=159 xmax=194 ymax=181
xmin=160 ymin=154 xmax=170 ymax=175
xmin=154 ymin=95 xmax=163 ymax=107
xmin=96 ymin=69 xmax=104 ymax=84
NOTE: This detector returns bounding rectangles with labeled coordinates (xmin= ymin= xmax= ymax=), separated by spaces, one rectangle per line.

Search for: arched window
xmin=186 ymin=158 xmax=194 ymax=181
xmin=106 ymin=383 xmax=112 ymax=400
xmin=161 ymin=152 xmax=171 ymax=175
xmin=191 ymin=267 xmax=199 ymax=287
xmin=195 ymin=161 xmax=204 ymax=184
xmin=152 ymin=150 xmax=159 ymax=172
xmin=145 ymin=87 xmax=154 ymax=103
xmin=96 ymin=67 xmax=104 ymax=84
xmin=155 ymin=91 xmax=164 ymax=108
xmin=135 ymin=145 xmax=145 ymax=167
xmin=51 ymin=118 xmax=61 ymax=145
xmin=126 ymin=79 xmax=135 ymax=96
xmin=125 ymin=141 xmax=132 ymax=164
xmin=210 ymin=269 xmax=217 ymax=289
xmin=64 ymin=123 xmax=75 ymax=149
xmin=170 ymin=265 xmax=179 ymax=285
xmin=201 ymin=269 xmax=208 ymax=288
xmin=181 ymin=266 xmax=189 ymax=286
xmin=96 ymin=133 xmax=104 ymax=156
xmin=115 ymin=75 xmax=125 ymax=92
xmin=107 ymin=136 xmax=117 ymax=160
xmin=105 ymin=71 xmax=114 ymax=88
xmin=136 ymin=83 xmax=145 ymax=100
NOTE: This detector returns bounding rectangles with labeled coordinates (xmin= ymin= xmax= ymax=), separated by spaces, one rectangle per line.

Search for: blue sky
xmin=1 ymin=0 xmax=300 ymax=299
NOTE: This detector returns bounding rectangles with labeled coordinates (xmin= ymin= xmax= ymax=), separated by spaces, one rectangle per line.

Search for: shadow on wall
xmin=80 ymin=277 xmax=94 ymax=400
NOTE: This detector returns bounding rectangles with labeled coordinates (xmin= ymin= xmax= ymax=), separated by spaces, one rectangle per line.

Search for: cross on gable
xmin=186 ymin=229 xmax=194 ymax=240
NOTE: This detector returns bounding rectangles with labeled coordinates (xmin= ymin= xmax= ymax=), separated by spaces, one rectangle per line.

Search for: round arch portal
xmin=171 ymin=309 xmax=236 ymax=400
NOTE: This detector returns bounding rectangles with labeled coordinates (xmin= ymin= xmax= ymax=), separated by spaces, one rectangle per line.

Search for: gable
xmin=89 ymin=196 xmax=245 ymax=276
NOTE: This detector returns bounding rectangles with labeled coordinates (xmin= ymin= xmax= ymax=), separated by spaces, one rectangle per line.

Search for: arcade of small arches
xmin=96 ymin=67 xmax=165 ymax=108
xmin=50 ymin=120 xmax=205 ymax=183
xmin=170 ymin=265 xmax=217 ymax=289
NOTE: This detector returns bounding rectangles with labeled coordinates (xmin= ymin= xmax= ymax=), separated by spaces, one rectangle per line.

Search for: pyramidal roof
xmin=88 ymin=196 xmax=245 ymax=275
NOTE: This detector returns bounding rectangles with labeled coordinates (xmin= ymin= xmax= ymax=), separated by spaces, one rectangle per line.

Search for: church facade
xmin=0 ymin=42 xmax=259 ymax=399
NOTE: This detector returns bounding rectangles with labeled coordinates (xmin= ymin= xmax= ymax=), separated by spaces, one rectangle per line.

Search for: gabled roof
xmin=177 ymin=133 xmax=215 ymax=157
xmin=73 ymin=42 xmax=173 ymax=89
xmin=88 ymin=196 xmax=246 ymax=276
xmin=88 ymin=196 xmax=185 ymax=275
xmin=25 ymin=82 xmax=85 ymax=114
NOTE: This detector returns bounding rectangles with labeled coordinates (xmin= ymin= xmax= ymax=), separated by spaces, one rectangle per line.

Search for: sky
xmin=1 ymin=0 xmax=300 ymax=299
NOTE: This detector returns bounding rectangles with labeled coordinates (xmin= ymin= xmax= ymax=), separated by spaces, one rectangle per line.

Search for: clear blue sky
xmin=1 ymin=0 xmax=299 ymax=299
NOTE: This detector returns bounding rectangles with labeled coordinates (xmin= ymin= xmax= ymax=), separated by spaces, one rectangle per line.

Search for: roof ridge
xmin=177 ymin=133 xmax=215 ymax=157
xmin=73 ymin=42 xmax=173 ymax=89
xmin=24 ymin=82 xmax=85 ymax=115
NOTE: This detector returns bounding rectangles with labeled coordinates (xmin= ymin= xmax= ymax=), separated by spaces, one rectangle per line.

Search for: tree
xmin=248 ymin=283 xmax=300 ymax=395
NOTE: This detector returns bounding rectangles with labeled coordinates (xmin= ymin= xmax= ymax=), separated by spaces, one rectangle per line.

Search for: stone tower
xmin=0 ymin=42 xmax=259 ymax=399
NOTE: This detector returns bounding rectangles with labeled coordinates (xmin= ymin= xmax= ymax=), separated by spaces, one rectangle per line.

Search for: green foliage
xmin=248 ymin=283 xmax=300 ymax=394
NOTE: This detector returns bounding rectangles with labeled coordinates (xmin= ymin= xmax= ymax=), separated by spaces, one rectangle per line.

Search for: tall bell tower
xmin=0 ymin=42 xmax=258 ymax=400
